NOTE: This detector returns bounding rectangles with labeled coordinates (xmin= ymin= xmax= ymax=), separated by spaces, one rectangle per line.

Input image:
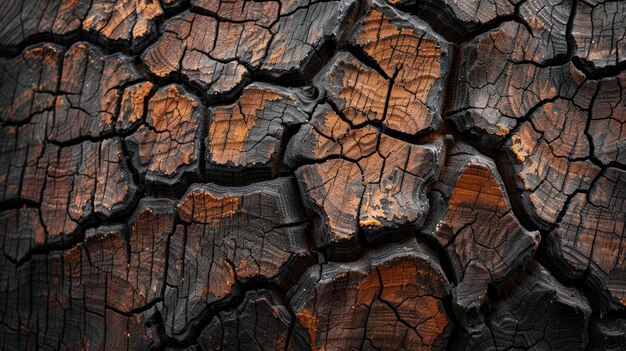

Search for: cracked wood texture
xmin=0 ymin=0 xmax=624 ymax=350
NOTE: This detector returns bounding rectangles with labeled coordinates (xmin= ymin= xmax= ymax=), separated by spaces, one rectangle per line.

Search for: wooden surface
xmin=0 ymin=0 xmax=624 ymax=350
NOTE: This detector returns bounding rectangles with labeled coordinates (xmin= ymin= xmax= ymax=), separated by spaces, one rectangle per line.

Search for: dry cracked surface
xmin=0 ymin=0 xmax=625 ymax=350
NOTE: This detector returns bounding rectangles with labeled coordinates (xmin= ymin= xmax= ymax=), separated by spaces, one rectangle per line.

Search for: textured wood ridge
xmin=0 ymin=0 xmax=625 ymax=350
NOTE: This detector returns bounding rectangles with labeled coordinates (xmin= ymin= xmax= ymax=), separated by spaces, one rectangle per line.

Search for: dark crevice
xmin=389 ymin=0 xmax=517 ymax=44
xmin=0 ymin=31 xmax=149 ymax=59
xmin=345 ymin=44 xmax=391 ymax=79
xmin=573 ymin=56 xmax=626 ymax=80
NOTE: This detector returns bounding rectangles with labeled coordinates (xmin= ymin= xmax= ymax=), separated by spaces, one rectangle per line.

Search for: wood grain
xmin=0 ymin=0 xmax=624 ymax=349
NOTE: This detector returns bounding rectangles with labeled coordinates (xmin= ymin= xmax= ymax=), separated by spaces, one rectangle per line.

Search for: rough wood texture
xmin=0 ymin=199 xmax=174 ymax=350
xmin=573 ymin=0 xmax=626 ymax=69
xmin=126 ymin=84 xmax=206 ymax=190
xmin=0 ymin=208 xmax=45 ymax=263
xmin=423 ymin=143 xmax=541 ymax=329
xmin=142 ymin=0 xmax=357 ymax=99
xmin=42 ymin=138 xmax=139 ymax=240
xmin=0 ymin=0 xmax=163 ymax=53
xmin=387 ymin=0 xmax=519 ymax=40
xmin=451 ymin=261 xmax=593 ymax=350
xmin=547 ymin=167 xmax=626 ymax=310
xmin=206 ymin=83 xmax=317 ymax=184
xmin=2 ymin=129 xmax=138 ymax=243
xmin=290 ymin=239 xmax=452 ymax=351
xmin=197 ymin=289 xmax=310 ymax=351
xmin=164 ymin=177 xmax=311 ymax=338
xmin=1 ymin=0 xmax=625 ymax=349
xmin=321 ymin=0 xmax=450 ymax=135
xmin=449 ymin=3 xmax=626 ymax=314
xmin=290 ymin=104 xmax=443 ymax=260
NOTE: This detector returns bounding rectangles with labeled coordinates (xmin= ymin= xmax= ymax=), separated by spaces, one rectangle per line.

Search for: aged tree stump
xmin=0 ymin=0 xmax=624 ymax=350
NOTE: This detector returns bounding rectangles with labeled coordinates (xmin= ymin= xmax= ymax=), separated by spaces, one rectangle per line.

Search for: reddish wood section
xmin=205 ymin=83 xmax=316 ymax=183
xmin=423 ymin=143 xmax=541 ymax=328
xmin=291 ymin=239 xmax=452 ymax=350
xmin=290 ymin=103 xmax=444 ymax=260
xmin=0 ymin=0 xmax=625 ymax=349
xmin=126 ymin=84 xmax=206 ymax=189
